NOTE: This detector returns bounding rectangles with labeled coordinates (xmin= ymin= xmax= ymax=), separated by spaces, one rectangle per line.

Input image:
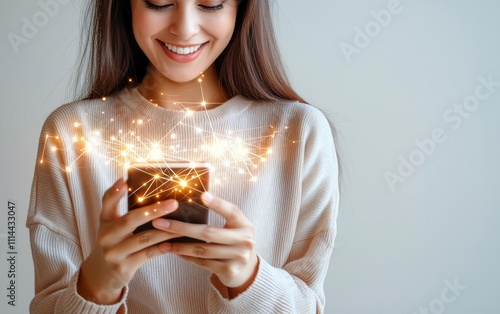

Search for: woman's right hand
xmin=77 ymin=178 xmax=179 ymax=305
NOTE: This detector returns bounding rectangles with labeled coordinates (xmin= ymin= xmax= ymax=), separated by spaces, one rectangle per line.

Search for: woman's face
xmin=130 ymin=0 xmax=239 ymax=83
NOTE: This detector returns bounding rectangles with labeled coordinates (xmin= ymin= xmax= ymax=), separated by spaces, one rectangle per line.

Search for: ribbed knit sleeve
xmin=26 ymin=110 xmax=127 ymax=314
xmin=207 ymin=107 xmax=339 ymax=313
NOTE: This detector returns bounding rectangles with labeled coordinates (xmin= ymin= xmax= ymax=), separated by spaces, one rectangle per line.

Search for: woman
xmin=27 ymin=0 xmax=339 ymax=313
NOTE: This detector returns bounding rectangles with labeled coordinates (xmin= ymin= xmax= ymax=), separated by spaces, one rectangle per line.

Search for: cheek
xmin=132 ymin=11 xmax=163 ymax=47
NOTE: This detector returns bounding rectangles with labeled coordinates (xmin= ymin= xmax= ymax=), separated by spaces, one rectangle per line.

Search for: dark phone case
xmin=127 ymin=163 xmax=210 ymax=243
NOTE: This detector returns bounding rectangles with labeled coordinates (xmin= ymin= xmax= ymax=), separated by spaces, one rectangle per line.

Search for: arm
xmin=207 ymin=108 xmax=339 ymax=313
xmin=26 ymin=119 xmax=127 ymax=313
xmin=26 ymin=116 xmax=181 ymax=313
xmin=152 ymin=108 xmax=340 ymax=313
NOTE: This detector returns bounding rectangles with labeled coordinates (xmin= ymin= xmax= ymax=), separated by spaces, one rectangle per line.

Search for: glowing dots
xmin=150 ymin=146 xmax=163 ymax=160
xmin=188 ymin=199 xmax=192 ymax=203
xmin=65 ymin=167 xmax=72 ymax=172
xmin=144 ymin=211 xmax=149 ymax=216
xmin=39 ymin=74 xmax=280 ymax=185
xmin=85 ymin=143 xmax=94 ymax=152
xmin=138 ymin=197 xmax=144 ymax=203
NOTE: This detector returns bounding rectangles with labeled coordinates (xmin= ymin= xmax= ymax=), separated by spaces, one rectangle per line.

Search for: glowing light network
xmin=39 ymin=74 xmax=296 ymax=187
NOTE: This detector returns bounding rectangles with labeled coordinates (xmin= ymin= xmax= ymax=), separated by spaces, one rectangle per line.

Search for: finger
xmin=100 ymin=200 xmax=178 ymax=246
xmin=176 ymin=254 xmax=227 ymax=274
xmin=160 ymin=242 xmax=248 ymax=260
xmin=201 ymin=193 xmax=250 ymax=227
xmin=153 ymin=218 xmax=247 ymax=245
xmin=124 ymin=244 xmax=171 ymax=275
xmin=107 ymin=229 xmax=181 ymax=261
xmin=101 ymin=178 xmax=128 ymax=222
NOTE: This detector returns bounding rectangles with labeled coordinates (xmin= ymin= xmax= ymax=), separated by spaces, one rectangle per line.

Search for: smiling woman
xmin=26 ymin=0 xmax=340 ymax=313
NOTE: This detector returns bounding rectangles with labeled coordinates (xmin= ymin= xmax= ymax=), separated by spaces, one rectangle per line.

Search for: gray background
xmin=1 ymin=0 xmax=499 ymax=313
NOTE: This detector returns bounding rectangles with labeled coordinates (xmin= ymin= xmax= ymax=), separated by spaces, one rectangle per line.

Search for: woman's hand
xmin=77 ymin=178 xmax=180 ymax=305
xmin=152 ymin=193 xmax=259 ymax=296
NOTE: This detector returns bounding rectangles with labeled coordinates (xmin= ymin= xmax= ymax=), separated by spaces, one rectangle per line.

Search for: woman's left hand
xmin=152 ymin=192 xmax=259 ymax=291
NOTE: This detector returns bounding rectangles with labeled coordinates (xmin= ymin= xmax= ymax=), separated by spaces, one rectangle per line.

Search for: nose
xmin=168 ymin=7 xmax=200 ymax=41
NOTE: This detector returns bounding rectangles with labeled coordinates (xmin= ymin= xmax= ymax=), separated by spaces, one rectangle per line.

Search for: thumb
xmin=101 ymin=178 xmax=128 ymax=222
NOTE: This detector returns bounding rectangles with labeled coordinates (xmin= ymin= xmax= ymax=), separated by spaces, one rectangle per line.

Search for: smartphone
xmin=127 ymin=162 xmax=211 ymax=243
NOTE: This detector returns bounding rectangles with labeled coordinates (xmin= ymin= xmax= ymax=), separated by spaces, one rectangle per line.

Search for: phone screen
xmin=127 ymin=162 xmax=210 ymax=242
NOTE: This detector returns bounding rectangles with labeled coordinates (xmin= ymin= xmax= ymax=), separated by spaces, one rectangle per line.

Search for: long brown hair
xmin=75 ymin=0 xmax=343 ymax=189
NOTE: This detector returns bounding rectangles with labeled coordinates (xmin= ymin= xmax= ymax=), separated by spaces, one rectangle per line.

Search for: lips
xmin=158 ymin=40 xmax=206 ymax=64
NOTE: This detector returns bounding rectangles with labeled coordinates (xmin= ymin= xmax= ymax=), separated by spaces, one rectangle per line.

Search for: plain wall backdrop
xmin=1 ymin=0 xmax=499 ymax=313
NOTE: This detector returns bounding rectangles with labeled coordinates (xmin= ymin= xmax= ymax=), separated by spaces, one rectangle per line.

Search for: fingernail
xmin=164 ymin=199 xmax=178 ymax=213
xmin=155 ymin=219 xmax=170 ymax=229
xmin=202 ymin=192 xmax=213 ymax=203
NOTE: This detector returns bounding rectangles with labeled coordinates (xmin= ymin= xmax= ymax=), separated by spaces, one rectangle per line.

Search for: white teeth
xmin=165 ymin=43 xmax=202 ymax=55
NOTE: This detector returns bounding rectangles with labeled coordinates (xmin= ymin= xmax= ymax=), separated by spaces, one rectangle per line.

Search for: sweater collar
xmin=117 ymin=86 xmax=251 ymax=123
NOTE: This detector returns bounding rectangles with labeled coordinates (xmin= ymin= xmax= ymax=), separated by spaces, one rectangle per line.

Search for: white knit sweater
xmin=26 ymin=87 xmax=339 ymax=314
